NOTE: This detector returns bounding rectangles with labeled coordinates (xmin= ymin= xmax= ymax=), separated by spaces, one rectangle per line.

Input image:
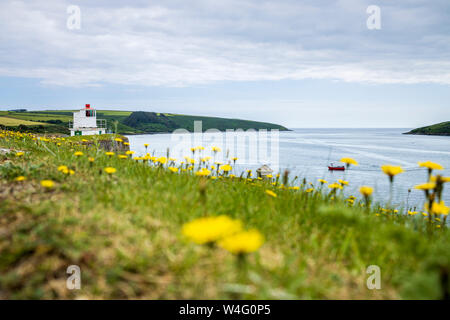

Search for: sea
xmin=126 ymin=128 xmax=450 ymax=209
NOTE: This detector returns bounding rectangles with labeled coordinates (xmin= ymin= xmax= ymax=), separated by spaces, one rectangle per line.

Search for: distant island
xmin=404 ymin=121 xmax=450 ymax=136
xmin=0 ymin=110 xmax=289 ymax=134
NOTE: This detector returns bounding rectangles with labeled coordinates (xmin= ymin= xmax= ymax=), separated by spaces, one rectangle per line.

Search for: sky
xmin=0 ymin=0 xmax=449 ymax=128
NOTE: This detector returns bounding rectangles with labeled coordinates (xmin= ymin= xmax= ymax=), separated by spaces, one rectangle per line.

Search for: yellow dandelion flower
xmin=88 ymin=157 xmax=95 ymax=162
xmin=340 ymin=157 xmax=358 ymax=166
xmin=211 ymin=146 xmax=221 ymax=152
xmin=74 ymin=151 xmax=84 ymax=157
xmin=328 ymin=183 xmax=343 ymax=190
xmin=168 ymin=167 xmax=179 ymax=173
xmin=118 ymin=155 xmax=127 ymax=159
xmin=318 ymin=179 xmax=328 ymax=184
xmin=220 ymin=164 xmax=232 ymax=172
xmin=381 ymin=165 xmax=404 ymax=177
xmin=218 ymin=230 xmax=264 ymax=254
xmin=15 ymin=176 xmax=26 ymax=182
xmin=40 ymin=180 xmax=54 ymax=188
xmin=195 ymin=168 xmax=211 ymax=176
xmin=105 ymin=152 xmax=115 ymax=157
xmin=425 ymin=201 xmax=449 ymax=215
xmin=123 ymin=142 xmax=130 ymax=146
xmin=408 ymin=210 xmax=418 ymax=215
xmin=114 ymin=138 xmax=123 ymax=142
xmin=265 ymin=189 xmax=277 ymax=197
xmin=104 ymin=167 xmax=117 ymax=174
xmin=359 ymin=186 xmax=374 ymax=197
xmin=414 ymin=182 xmax=436 ymax=190
xmin=305 ymin=188 xmax=314 ymax=193
xmin=156 ymin=156 xmax=167 ymax=164
xmin=15 ymin=152 xmax=24 ymax=157
xmin=418 ymin=161 xmax=444 ymax=171
xmin=57 ymin=165 xmax=69 ymax=172
xmin=289 ymin=186 xmax=300 ymax=190
xmin=126 ymin=150 xmax=135 ymax=155
xmin=182 ymin=215 xmax=242 ymax=245
xmin=338 ymin=179 xmax=349 ymax=186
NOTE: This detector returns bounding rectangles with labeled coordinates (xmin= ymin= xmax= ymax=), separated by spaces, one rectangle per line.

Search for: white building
xmin=69 ymin=104 xmax=107 ymax=136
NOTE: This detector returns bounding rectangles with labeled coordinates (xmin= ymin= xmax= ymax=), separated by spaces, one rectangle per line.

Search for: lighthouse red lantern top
xmin=85 ymin=104 xmax=91 ymax=109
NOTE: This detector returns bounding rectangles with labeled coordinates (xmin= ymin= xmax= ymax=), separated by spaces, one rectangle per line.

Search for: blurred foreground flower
xmin=40 ymin=180 xmax=54 ymax=189
xmin=182 ymin=215 xmax=242 ymax=245
xmin=265 ymin=190 xmax=277 ymax=198
xmin=219 ymin=230 xmax=264 ymax=255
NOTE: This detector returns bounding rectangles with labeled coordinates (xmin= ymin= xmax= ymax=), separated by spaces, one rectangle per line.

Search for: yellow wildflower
xmin=157 ymin=157 xmax=167 ymax=164
xmin=414 ymin=182 xmax=436 ymax=190
xmin=168 ymin=167 xmax=179 ymax=173
xmin=359 ymin=186 xmax=374 ymax=197
xmin=105 ymin=152 xmax=115 ymax=157
xmin=381 ymin=165 xmax=404 ymax=178
xmin=289 ymin=186 xmax=300 ymax=190
xmin=219 ymin=164 xmax=232 ymax=172
xmin=425 ymin=201 xmax=449 ymax=215
xmin=328 ymin=183 xmax=343 ymax=190
xmin=57 ymin=165 xmax=68 ymax=172
xmin=408 ymin=210 xmax=418 ymax=215
xmin=40 ymin=180 xmax=54 ymax=189
xmin=418 ymin=161 xmax=444 ymax=171
xmin=104 ymin=167 xmax=117 ymax=174
xmin=211 ymin=146 xmax=221 ymax=152
xmin=318 ymin=179 xmax=328 ymax=184
xmin=114 ymin=138 xmax=123 ymax=142
xmin=195 ymin=168 xmax=211 ymax=176
xmin=219 ymin=230 xmax=264 ymax=254
xmin=340 ymin=157 xmax=358 ymax=166
xmin=88 ymin=157 xmax=95 ymax=162
xmin=182 ymin=215 xmax=242 ymax=245
xmin=15 ymin=152 xmax=24 ymax=157
xmin=126 ymin=150 xmax=135 ymax=156
xmin=74 ymin=151 xmax=84 ymax=157
xmin=305 ymin=188 xmax=314 ymax=193
xmin=265 ymin=189 xmax=277 ymax=198
xmin=338 ymin=179 xmax=349 ymax=186
xmin=15 ymin=176 xmax=26 ymax=182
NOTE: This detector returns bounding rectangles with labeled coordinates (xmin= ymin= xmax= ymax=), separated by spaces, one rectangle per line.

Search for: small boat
xmin=328 ymin=163 xmax=345 ymax=171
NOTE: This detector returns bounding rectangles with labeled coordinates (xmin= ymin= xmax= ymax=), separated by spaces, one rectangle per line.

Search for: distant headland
xmin=404 ymin=121 xmax=450 ymax=136
xmin=0 ymin=109 xmax=289 ymax=135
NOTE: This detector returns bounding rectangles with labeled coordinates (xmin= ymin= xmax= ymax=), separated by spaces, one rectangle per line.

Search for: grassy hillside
xmin=0 ymin=110 xmax=289 ymax=135
xmin=0 ymin=130 xmax=449 ymax=299
xmin=405 ymin=121 xmax=450 ymax=136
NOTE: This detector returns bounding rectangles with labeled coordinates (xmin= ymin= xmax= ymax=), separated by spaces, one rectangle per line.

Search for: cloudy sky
xmin=1 ymin=0 xmax=449 ymax=128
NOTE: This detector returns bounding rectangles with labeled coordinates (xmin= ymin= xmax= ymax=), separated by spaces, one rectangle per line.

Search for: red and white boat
xmin=328 ymin=163 xmax=345 ymax=171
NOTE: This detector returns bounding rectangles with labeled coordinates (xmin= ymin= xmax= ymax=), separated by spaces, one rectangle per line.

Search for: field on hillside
xmin=0 ymin=116 xmax=49 ymax=127
xmin=0 ymin=130 xmax=449 ymax=299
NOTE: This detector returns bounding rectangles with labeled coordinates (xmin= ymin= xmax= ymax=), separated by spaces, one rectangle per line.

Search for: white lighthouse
xmin=69 ymin=104 xmax=107 ymax=136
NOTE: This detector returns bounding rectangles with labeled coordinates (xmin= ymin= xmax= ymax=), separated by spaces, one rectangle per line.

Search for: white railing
xmin=68 ymin=119 xmax=107 ymax=129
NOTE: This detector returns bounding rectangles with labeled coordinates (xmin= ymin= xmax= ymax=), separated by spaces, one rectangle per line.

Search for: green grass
xmin=0 ymin=116 xmax=49 ymax=127
xmin=0 ymin=130 xmax=449 ymax=300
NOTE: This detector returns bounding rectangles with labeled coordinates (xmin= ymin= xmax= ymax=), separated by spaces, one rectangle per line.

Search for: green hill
xmin=0 ymin=110 xmax=289 ymax=134
xmin=405 ymin=121 xmax=450 ymax=136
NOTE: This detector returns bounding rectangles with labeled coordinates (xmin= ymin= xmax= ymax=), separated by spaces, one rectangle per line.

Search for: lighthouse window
xmin=86 ymin=110 xmax=93 ymax=117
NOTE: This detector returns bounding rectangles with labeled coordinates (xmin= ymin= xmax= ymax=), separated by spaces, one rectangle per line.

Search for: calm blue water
xmin=127 ymin=128 xmax=450 ymax=209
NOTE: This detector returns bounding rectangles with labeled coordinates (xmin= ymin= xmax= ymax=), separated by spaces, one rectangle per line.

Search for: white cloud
xmin=0 ymin=0 xmax=449 ymax=87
